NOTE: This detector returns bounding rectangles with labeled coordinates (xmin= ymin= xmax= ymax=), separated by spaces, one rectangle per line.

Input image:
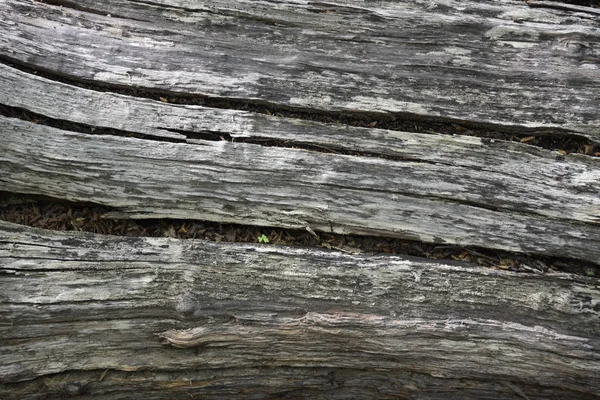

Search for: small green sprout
xmin=257 ymin=234 xmax=269 ymax=244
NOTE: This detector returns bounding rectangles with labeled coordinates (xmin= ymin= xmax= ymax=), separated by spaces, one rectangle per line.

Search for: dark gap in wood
xmin=526 ymin=0 xmax=600 ymax=15
xmin=1 ymin=56 xmax=598 ymax=158
xmin=126 ymin=0 xmax=215 ymax=14
xmin=168 ymin=128 xmax=437 ymax=164
xmin=33 ymin=0 xmax=149 ymax=21
xmin=0 ymin=104 xmax=182 ymax=143
xmin=1 ymin=192 xmax=597 ymax=278
xmin=0 ymin=104 xmax=433 ymax=164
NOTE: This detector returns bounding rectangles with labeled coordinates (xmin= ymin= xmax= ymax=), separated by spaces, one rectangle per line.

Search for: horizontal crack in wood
xmin=0 ymin=56 xmax=597 ymax=158
xmin=0 ymin=104 xmax=437 ymax=163
xmin=1 ymin=193 xmax=597 ymax=278
xmin=526 ymin=0 xmax=600 ymax=15
xmin=34 ymin=0 xmax=149 ymax=21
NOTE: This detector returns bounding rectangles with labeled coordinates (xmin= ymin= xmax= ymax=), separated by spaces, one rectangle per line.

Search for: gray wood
xmin=1 ymin=0 xmax=599 ymax=136
xmin=3 ymin=61 xmax=600 ymax=175
xmin=2 ymin=116 xmax=600 ymax=263
xmin=527 ymin=1 xmax=600 ymax=15
xmin=1 ymin=0 xmax=600 ymax=398
xmin=1 ymin=221 xmax=599 ymax=399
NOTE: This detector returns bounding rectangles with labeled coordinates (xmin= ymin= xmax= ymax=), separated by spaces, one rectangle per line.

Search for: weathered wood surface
xmin=1 ymin=0 xmax=599 ymax=136
xmin=1 ymin=0 xmax=599 ymax=262
xmin=1 ymin=221 xmax=599 ymax=399
xmin=1 ymin=0 xmax=600 ymax=398
xmin=2 ymin=115 xmax=600 ymax=263
xmin=2 ymin=60 xmax=600 ymax=173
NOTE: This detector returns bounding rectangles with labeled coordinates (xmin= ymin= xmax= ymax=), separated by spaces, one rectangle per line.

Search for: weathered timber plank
xmin=0 ymin=221 xmax=599 ymax=399
xmin=1 ymin=116 xmax=599 ymax=263
xmin=1 ymin=0 xmax=599 ymax=135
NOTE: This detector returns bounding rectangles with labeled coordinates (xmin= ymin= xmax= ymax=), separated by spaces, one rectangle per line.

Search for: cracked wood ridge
xmin=0 ymin=0 xmax=599 ymax=399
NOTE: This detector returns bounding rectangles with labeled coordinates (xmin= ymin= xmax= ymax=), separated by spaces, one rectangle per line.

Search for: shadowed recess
xmin=1 ymin=192 xmax=597 ymax=278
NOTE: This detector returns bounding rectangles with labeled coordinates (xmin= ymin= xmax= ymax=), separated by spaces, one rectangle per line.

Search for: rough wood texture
xmin=3 ymin=60 xmax=600 ymax=173
xmin=1 ymin=0 xmax=600 ymax=398
xmin=2 ymin=116 xmax=600 ymax=264
xmin=1 ymin=0 xmax=599 ymax=136
xmin=1 ymin=221 xmax=599 ymax=399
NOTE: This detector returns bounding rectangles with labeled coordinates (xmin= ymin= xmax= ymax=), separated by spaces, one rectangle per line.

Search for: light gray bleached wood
xmin=1 ymin=116 xmax=600 ymax=263
xmin=3 ymin=61 xmax=600 ymax=176
xmin=527 ymin=1 xmax=600 ymax=16
xmin=2 ymin=62 xmax=600 ymax=209
xmin=0 ymin=221 xmax=598 ymax=399
xmin=1 ymin=0 xmax=599 ymax=136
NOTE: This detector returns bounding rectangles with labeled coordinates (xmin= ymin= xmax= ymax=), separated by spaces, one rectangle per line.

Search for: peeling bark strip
xmin=0 ymin=222 xmax=598 ymax=399
xmin=2 ymin=116 xmax=600 ymax=263
xmin=1 ymin=0 xmax=599 ymax=135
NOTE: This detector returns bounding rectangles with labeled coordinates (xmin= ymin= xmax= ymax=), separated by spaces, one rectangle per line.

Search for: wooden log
xmin=1 ymin=0 xmax=599 ymax=398
xmin=0 ymin=221 xmax=599 ymax=399
xmin=1 ymin=116 xmax=600 ymax=263
xmin=1 ymin=0 xmax=599 ymax=136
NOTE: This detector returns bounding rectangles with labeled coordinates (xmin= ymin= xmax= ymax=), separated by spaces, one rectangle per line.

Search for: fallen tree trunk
xmin=1 ymin=0 xmax=599 ymax=398
xmin=1 ymin=221 xmax=599 ymax=399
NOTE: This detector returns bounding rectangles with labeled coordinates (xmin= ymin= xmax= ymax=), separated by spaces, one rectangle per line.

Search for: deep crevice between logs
xmin=1 ymin=192 xmax=597 ymax=278
xmin=1 ymin=56 xmax=598 ymax=158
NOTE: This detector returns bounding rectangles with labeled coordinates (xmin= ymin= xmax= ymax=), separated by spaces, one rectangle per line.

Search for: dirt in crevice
xmin=1 ymin=193 xmax=597 ymax=278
